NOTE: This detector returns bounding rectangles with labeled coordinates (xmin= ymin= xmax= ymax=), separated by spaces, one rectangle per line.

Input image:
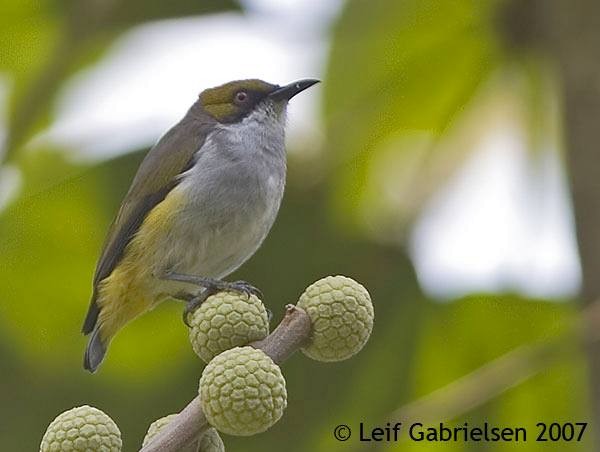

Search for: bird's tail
xmin=82 ymin=275 xmax=152 ymax=372
xmin=84 ymin=327 xmax=107 ymax=373
xmin=82 ymin=289 xmax=108 ymax=372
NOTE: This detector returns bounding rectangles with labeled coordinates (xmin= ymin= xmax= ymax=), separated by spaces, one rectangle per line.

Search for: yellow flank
xmin=95 ymin=189 xmax=186 ymax=343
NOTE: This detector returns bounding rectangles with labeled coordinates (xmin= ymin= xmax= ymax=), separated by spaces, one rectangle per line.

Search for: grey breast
xmin=171 ymin=126 xmax=286 ymax=279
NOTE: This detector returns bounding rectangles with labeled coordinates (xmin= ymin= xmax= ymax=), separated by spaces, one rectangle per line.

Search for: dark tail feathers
xmin=84 ymin=327 xmax=107 ymax=373
xmin=82 ymin=294 xmax=100 ymax=335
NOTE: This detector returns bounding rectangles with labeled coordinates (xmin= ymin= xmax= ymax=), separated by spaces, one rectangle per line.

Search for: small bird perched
xmin=82 ymin=78 xmax=319 ymax=372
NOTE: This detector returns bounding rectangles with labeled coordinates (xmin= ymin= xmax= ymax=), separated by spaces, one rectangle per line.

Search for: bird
xmin=82 ymin=78 xmax=319 ymax=372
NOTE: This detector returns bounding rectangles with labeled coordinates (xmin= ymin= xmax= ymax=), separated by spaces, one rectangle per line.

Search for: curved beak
xmin=269 ymin=79 xmax=320 ymax=101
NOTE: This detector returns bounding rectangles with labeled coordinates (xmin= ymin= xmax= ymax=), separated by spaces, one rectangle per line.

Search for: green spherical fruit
xmin=142 ymin=415 xmax=195 ymax=452
xmin=188 ymin=292 xmax=269 ymax=363
xmin=198 ymin=427 xmax=226 ymax=452
xmin=40 ymin=405 xmax=122 ymax=452
xmin=297 ymin=275 xmax=373 ymax=362
xmin=199 ymin=346 xmax=287 ymax=436
xmin=142 ymin=414 xmax=224 ymax=452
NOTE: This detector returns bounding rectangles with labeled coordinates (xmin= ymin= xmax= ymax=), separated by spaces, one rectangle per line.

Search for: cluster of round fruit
xmin=40 ymin=275 xmax=374 ymax=451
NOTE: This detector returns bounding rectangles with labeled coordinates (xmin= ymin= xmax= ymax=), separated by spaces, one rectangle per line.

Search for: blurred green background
xmin=1 ymin=0 xmax=599 ymax=450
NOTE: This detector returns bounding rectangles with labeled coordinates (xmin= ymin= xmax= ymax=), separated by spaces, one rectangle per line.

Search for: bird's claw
xmin=183 ymin=299 xmax=201 ymax=327
xmin=182 ymin=289 xmax=215 ymax=327
xmin=228 ymin=280 xmax=263 ymax=300
xmin=266 ymin=307 xmax=273 ymax=322
xmin=181 ymin=280 xmax=263 ymax=327
xmin=182 ymin=307 xmax=193 ymax=328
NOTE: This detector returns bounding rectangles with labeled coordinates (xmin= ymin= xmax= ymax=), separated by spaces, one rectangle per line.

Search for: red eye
xmin=235 ymin=91 xmax=248 ymax=103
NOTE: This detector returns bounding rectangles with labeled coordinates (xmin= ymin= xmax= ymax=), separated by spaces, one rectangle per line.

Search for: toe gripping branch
xmin=162 ymin=272 xmax=263 ymax=326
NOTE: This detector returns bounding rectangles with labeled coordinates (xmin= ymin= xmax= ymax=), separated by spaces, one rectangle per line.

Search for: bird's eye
xmin=235 ymin=91 xmax=248 ymax=104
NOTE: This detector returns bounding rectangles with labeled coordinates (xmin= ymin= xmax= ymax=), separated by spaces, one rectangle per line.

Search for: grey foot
xmin=164 ymin=273 xmax=263 ymax=299
xmin=227 ymin=280 xmax=263 ymax=299
xmin=163 ymin=273 xmax=264 ymax=325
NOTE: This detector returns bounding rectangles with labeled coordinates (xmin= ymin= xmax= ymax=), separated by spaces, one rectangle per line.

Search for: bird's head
xmin=199 ymin=79 xmax=319 ymax=124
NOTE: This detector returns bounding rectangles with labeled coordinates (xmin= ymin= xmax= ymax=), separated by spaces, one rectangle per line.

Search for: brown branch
xmin=139 ymin=304 xmax=312 ymax=452
xmin=251 ymin=304 xmax=312 ymax=363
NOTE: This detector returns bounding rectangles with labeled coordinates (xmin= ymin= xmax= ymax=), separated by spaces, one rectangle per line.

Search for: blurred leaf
xmin=0 ymin=1 xmax=59 ymax=76
xmin=324 ymin=0 xmax=503 ymax=232
xmin=0 ymin=150 xmax=194 ymax=382
xmin=50 ymin=0 xmax=240 ymax=35
xmin=98 ymin=0 xmax=238 ymax=29
xmin=385 ymin=295 xmax=591 ymax=451
xmin=1 ymin=0 xmax=239 ymax=161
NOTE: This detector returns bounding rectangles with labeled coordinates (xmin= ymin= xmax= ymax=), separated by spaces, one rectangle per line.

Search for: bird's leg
xmin=163 ymin=272 xmax=263 ymax=298
xmin=162 ymin=272 xmax=264 ymax=324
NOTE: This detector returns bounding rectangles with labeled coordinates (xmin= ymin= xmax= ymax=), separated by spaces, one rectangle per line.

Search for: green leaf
xmin=103 ymin=0 xmax=239 ymax=29
xmin=0 ymin=150 xmax=193 ymax=382
xmin=1 ymin=0 xmax=240 ymax=161
xmin=324 ymin=0 xmax=503 ymax=231
xmin=0 ymin=2 xmax=57 ymax=72
xmin=385 ymin=295 xmax=590 ymax=451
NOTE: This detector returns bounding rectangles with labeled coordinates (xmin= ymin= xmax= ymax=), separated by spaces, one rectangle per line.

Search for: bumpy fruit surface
xmin=188 ymin=292 xmax=269 ymax=363
xmin=40 ymin=405 xmax=121 ymax=452
xmin=199 ymin=346 xmax=287 ymax=436
xmin=298 ymin=275 xmax=373 ymax=362
xmin=142 ymin=414 xmax=224 ymax=452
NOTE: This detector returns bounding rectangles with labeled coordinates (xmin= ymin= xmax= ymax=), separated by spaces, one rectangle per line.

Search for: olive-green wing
xmin=82 ymin=108 xmax=214 ymax=334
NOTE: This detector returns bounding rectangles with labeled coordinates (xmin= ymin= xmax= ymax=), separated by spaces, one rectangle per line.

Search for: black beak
xmin=269 ymin=79 xmax=320 ymax=101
